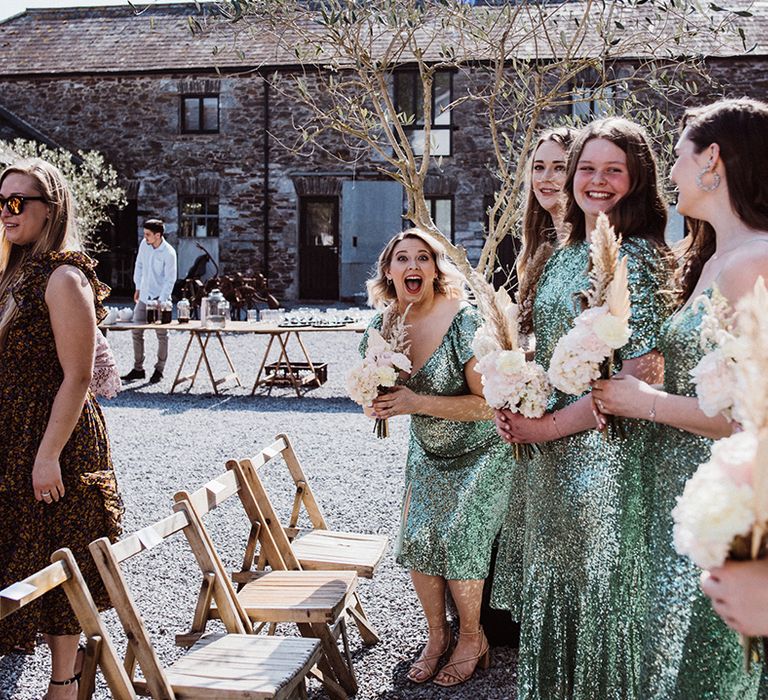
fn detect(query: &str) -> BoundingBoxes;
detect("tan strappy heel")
[407,623,452,684]
[433,627,490,687]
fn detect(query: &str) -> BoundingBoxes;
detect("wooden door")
[299,197,339,300]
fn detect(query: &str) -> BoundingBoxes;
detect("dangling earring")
[386,277,393,287]
[696,166,721,192]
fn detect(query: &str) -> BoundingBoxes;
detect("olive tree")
[191,0,752,309]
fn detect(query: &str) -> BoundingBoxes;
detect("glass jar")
[204,289,226,328]
[177,298,190,324]
[160,300,173,324]
[217,300,230,328]
[145,298,159,324]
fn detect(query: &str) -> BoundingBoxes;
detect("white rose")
[496,349,527,375]
[672,459,755,569]
[375,366,397,388]
[472,326,500,360]
[690,348,734,418]
[592,312,632,350]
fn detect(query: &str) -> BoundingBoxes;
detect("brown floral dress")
[0,250,123,651]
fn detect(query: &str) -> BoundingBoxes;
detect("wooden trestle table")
[101,319,366,396]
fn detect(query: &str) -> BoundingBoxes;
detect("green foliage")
[1,139,127,254]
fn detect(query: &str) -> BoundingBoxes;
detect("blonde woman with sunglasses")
[0,159,122,699]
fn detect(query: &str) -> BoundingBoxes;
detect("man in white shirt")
[121,218,178,384]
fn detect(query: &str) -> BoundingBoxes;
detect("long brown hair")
[517,126,577,334]
[0,159,79,349]
[676,98,768,303]
[562,117,668,246]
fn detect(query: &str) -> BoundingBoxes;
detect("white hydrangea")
[472,325,500,361]
[548,322,610,395]
[672,431,758,569]
[547,305,633,396]
[591,306,632,349]
[346,359,382,407]
[690,348,735,419]
[346,328,412,407]
[475,349,550,416]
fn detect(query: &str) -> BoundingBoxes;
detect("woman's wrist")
[550,411,564,440]
[646,388,666,422]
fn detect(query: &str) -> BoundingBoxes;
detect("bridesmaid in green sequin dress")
[496,118,672,699]
[361,228,513,688]
[491,126,576,618]
[594,99,768,698]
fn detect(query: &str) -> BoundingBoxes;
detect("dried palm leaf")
[585,212,622,309]
[733,278,768,433]
[471,274,519,352]
[518,241,554,335]
[729,279,768,560]
[605,255,630,323]
[380,301,412,355]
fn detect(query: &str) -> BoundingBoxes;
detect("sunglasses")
[0,195,47,216]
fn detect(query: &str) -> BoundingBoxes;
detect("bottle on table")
[160,300,173,324]
[177,298,191,324]
[145,298,159,324]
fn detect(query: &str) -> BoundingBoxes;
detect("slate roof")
[0,1,765,77]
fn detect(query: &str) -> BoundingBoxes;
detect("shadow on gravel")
[0,653,26,699]
[110,391,361,415]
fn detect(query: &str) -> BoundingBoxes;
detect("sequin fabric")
[494,238,670,699]
[639,290,762,699]
[0,251,123,652]
[361,305,514,579]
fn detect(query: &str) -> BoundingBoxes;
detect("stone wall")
[0,57,765,299]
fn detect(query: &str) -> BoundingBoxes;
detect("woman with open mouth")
[360,228,514,688]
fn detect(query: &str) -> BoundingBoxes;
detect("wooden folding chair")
[228,434,388,645]
[0,548,135,700]
[89,504,322,699]
[173,473,359,699]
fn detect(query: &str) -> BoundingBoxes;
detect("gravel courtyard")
[1,321,518,699]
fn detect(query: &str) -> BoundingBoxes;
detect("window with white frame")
[394,71,453,156]
[570,83,615,121]
[179,195,219,237]
[427,196,454,243]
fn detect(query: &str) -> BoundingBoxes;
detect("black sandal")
[45,644,85,694]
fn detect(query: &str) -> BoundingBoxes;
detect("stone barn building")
[0,3,766,300]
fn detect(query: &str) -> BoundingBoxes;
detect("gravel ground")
[1,318,518,699]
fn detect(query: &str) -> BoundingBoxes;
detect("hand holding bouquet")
[347,305,411,438]
[548,213,631,437]
[472,286,551,456]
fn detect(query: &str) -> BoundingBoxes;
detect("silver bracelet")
[649,394,659,422]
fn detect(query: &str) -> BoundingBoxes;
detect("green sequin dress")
[640,292,762,699]
[361,305,514,579]
[500,238,670,700]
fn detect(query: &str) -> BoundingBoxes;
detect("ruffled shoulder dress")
[0,251,123,652]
